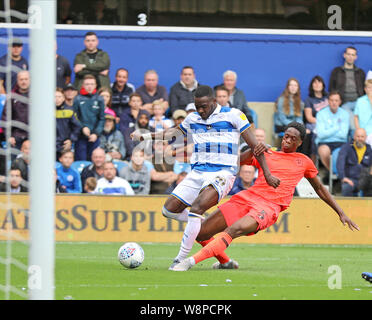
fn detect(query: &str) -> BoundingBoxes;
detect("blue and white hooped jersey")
[178,105,250,174]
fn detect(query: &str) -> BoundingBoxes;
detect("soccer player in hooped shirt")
[131,85,280,270]
[171,122,360,271]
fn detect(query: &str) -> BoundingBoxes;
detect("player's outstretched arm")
[131,126,183,142]
[240,129,280,188]
[307,176,360,231]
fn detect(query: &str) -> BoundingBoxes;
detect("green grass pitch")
[1,241,372,300]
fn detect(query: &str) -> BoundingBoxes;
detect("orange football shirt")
[240,151,318,210]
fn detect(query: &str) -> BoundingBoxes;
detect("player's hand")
[339,212,360,231]
[264,174,280,188]
[253,142,271,157]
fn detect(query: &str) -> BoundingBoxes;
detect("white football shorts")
[171,169,236,206]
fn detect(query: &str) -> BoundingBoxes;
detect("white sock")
[175,214,202,262]
[162,207,189,222]
[176,208,189,222]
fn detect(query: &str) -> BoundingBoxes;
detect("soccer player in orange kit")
[171,122,360,271]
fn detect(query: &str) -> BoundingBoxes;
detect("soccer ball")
[117,242,144,269]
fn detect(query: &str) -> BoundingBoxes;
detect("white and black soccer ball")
[117,242,144,269]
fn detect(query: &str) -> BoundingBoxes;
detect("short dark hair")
[115,68,129,77]
[328,90,342,103]
[85,31,98,38]
[344,46,357,53]
[194,85,214,99]
[182,66,194,73]
[285,122,306,141]
[215,85,229,94]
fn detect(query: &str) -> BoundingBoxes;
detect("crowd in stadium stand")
[0,32,372,197]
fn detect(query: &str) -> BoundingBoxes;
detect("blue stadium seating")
[71,160,92,174]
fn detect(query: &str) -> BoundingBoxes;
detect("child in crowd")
[99,87,119,124]
[149,99,173,132]
[57,150,82,193]
[84,176,97,194]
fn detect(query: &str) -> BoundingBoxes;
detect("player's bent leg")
[162,196,188,222]
[225,214,259,239]
[171,232,233,271]
[197,208,228,242]
[172,186,219,265]
[196,209,236,268]
[171,215,260,271]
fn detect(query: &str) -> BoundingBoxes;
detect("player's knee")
[189,204,205,215]
[225,226,241,239]
[161,206,178,220]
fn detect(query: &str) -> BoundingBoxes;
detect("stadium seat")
[328,147,341,194]
[112,160,128,173]
[55,161,62,169]
[71,160,92,174]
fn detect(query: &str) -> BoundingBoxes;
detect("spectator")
[254,128,266,144]
[303,75,329,162]
[63,83,78,107]
[149,99,174,133]
[316,91,350,171]
[54,169,67,193]
[56,43,72,89]
[172,109,187,127]
[329,46,366,130]
[119,149,151,195]
[354,77,372,136]
[11,139,30,182]
[358,165,372,197]
[169,66,199,115]
[84,177,97,194]
[150,140,177,194]
[123,109,154,160]
[55,88,81,159]
[57,0,81,24]
[9,168,27,193]
[86,0,119,25]
[119,93,142,134]
[80,147,106,191]
[217,70,252,119]
[73,74,105,161]
[94,161,134,195]
[98,87,117,122]
[165,171,188,194]
[336,128,372,197]
[136,69,168,114]
[99,109,126,160]
[73,31,110,91]
[274,77,304,135]
[1,70,30,150]
[111,68,135,118]
[56,150,82,193]
[228,164,256,195]
[0,38,28,94]
[215,85,231,107]
[185,103,196,115]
